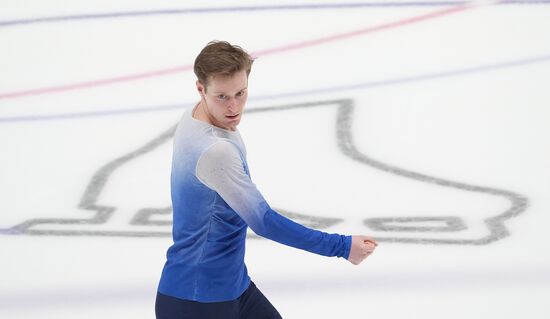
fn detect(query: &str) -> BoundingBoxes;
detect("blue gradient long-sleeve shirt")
[158,107,352,302]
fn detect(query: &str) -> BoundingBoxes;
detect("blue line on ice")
[1,1,549,27]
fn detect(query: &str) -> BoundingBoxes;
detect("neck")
[193,101,211,124]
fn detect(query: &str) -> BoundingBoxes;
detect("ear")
[196,80,205,97]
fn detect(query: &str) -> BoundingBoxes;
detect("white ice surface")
[1,1,550,318]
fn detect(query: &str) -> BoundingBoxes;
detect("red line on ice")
[0,2,480,100]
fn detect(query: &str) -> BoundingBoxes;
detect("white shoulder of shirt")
[195,141,249,191]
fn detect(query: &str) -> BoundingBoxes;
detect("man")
[156,41,378,319]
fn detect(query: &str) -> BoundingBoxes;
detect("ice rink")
[1,1,550,318]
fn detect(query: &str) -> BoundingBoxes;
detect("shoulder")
[202,141,242,162]
[197,141,244,176]
[196,140,248,187]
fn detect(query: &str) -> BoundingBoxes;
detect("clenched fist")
[348,236,378,265]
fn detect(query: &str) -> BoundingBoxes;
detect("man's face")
[198,70,248,131]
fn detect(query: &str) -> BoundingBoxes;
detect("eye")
[217,94,228,100]
[236,90,246,97]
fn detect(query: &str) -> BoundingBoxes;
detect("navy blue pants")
[155,282,282,319]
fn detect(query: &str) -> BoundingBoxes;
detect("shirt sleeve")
[196,141,351,259]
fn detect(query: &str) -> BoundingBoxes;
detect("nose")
[227,99,236,112]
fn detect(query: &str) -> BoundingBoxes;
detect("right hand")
[348,235,378,265]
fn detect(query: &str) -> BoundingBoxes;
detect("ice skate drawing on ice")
[3,98,528,244]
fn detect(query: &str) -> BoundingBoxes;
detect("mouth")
[225,113,240,120]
